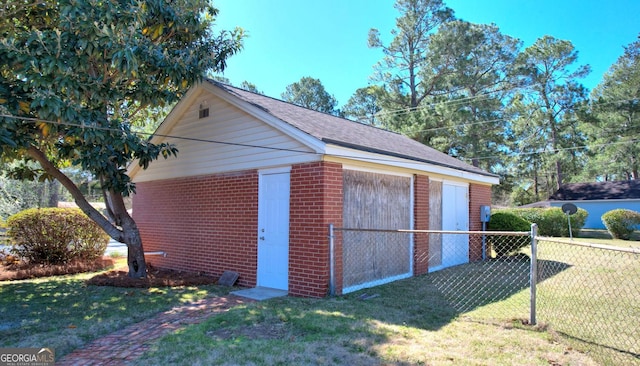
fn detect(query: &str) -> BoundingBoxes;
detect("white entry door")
[441,182,469,268]
[257,170,290,290]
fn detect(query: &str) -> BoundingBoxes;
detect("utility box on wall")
[480,205,491,223]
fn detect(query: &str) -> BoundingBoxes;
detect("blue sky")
[213,0,639,107]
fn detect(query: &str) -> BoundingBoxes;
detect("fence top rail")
[537,236,640,254]
[332,227,530,236]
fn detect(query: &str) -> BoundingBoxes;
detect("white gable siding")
[133,92,318,182]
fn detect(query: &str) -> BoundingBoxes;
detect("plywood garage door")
[342,170,412,292]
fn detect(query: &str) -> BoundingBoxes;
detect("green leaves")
[582,36,640,180]
[0,0,244,196]
[281,77,340,115]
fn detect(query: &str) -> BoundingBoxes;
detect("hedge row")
[493,207,587,237]
[6,207,109,264]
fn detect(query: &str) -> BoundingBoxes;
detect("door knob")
[259,236,265,240]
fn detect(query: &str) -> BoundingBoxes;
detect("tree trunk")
[555,160,563,190]
[47,179,59,207]
[470,102,480,168]
[631,155,639,180]
[36,183,45,207]
[104,189,147,278]
[122,216,146,278]
[533,164,539,202]
[27,146,147,278]
[549,119,563,190]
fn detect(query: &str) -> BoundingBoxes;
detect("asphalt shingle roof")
[211,80,496,178]
[549,180,640,201]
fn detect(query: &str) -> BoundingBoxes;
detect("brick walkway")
[57,295,253,365]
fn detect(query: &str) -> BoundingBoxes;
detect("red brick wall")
[132,166,491,296]
[133,171,259,287]
[134,163,344,298]
[413,174,430,275]
[289,161,343,297]
[469,183,492,261]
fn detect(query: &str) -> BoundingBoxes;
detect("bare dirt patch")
[0,258,114,281]
[207,321,291,341]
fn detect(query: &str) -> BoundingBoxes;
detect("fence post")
[529,223,538,325]
[329,223,335,296]
[482,221,487,260]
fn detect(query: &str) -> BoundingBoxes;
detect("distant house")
[128,80,499,297]
[547,181,640,229]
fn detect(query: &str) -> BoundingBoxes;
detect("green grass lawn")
[0,259,230,357]
[137,275,597,366]
[4,232,639,365]
[535,238,640,365]
[576,229,640,246]
[1,259,596,365]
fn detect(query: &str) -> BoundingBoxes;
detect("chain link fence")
[536,237,640,365]
[334,228,414,294]
[426,231,533,318]
[330,225,640,365]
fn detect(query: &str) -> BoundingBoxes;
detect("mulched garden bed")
[86,265,218,288]
[1,258,218,288]
[0,258,115,281]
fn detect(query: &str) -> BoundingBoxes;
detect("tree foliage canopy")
[360,0,640,206]
[0,0,243,195]
[508,36,590,193]
[368,0,453,109]
[281,76,340,115]
[0,0,244,277]
[342,86,383,125]
[583,36,640,180]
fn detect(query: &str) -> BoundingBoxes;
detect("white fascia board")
[203,83,326,154]
[324,144,500,185]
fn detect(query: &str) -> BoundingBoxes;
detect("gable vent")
[199,106,209,119]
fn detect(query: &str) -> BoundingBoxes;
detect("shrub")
[488,212,532,232]
[487,212,532,257]
[601,209,640,240]
[501,207,587,237]
[6,208,109,264]
[0,219,6,245]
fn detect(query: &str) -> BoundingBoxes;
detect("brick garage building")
[129,80,499,297]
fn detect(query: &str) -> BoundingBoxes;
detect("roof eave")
[323,138,499,179]
[324,142,500,185]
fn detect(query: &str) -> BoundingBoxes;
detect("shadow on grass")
[577,229,640,241]
[135,281,461,366]
[0,277,227,357]
[231,254,574,340]
[556,330,640,364]
[425,254,571,315]
[135,259,582,366]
